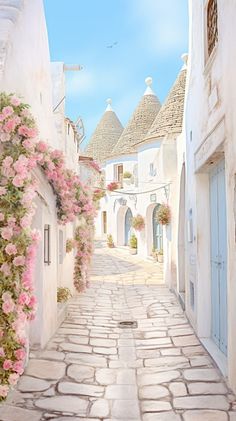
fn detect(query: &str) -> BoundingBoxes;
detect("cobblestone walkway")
[0,242,236,421]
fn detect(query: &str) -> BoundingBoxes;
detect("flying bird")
[106,41,118,49]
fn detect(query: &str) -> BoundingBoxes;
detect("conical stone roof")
[85,99,123,164]
[141,65,187,144]
[111,77,161,157]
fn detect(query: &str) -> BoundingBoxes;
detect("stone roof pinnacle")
[105,98,113,112]
[144,76,155,96]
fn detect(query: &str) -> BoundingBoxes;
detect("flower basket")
[156,204,171,225]
[132,214,145,231]
[107,181,119,192]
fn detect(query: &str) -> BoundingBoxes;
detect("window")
[44,224,51,265]
[207,0,218,57]
[190,280,195,310]
[102,211,107,234]
[149,163,156,177]
[114,164,123,187]
[59,230,64,264]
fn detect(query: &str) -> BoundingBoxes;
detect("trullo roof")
[140,64,187,144]
[111,77,161,157]
[85,99,123,163]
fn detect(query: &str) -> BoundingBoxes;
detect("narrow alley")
[0,243,235,421]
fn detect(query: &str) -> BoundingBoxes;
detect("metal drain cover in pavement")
[118,321,138,328]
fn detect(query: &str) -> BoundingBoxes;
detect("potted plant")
[151,247,159,261]
[129,234,137,254]
[132,214,145,231]
[123,171,132,179]
[123,171,133,185]
[107,181,119,192]
[57,287,72,303]
[156,204,171,225]
[157,249,164,263]
[107,234,115,248]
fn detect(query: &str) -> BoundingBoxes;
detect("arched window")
[207,0,218,57]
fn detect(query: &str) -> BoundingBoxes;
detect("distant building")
[86,68,186,288]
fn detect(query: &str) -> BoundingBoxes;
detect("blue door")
[153,204,163,251]
[210,160,227,355]
[125,208,133,245]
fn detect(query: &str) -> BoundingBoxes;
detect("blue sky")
[44,0,189,149]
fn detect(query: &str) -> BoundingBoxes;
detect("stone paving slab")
[0,241,236,420]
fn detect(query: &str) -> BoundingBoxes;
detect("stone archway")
[146,203,163,256]
[117,206,129,246]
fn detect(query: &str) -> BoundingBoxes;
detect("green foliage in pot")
[107,234,115,247]
[129,234,137,249]
[123,171,132,179]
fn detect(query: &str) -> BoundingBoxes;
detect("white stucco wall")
[0,0,55,142]
[185,0,236,391]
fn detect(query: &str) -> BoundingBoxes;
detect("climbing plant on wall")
[0,93,96,399]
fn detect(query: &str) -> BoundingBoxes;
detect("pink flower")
[20,215,31,229]
[29,295,37,309]
[0,133,11,142]
[0,212,4,221]
[13,155,29,174]
[3,118,17,133]
[0,385,9,398]
[13,256,25,266]
[0,187,6,196]
[2,299,15,314]
[18,292,30,305]
[2,156,13,167]
[2,106,14,117]
[18,125,37,138]
[7,217,16,227]
[22,138,35,150]
[12,360,24,375]
[36,140,48,153]
[12,175,24,187]
[11,96,21,106]
[3,359,13,370]
[0,347,5,357]
[0,263,11,276]
[2,292,12,302]
[8,373,19,386]
[5,243,17,255]
[1,226,13,240]
[2,166,15,178]
[14,348,26,361]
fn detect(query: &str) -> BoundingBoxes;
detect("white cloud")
[130,0,188,56]
[66,71,95,97]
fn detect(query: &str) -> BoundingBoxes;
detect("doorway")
[152,204,163,251]
[125,208,133,246]
[210,159,227,355]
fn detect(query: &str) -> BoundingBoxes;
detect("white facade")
[183,0,236,392]
[0,1,80,348]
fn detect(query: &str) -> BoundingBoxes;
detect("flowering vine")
[0,93,96,399]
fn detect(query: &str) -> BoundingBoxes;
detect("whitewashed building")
[0,0,81,348]
[86,68,186,289]
[184,0,236,393]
